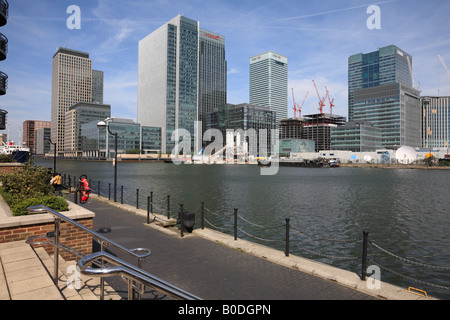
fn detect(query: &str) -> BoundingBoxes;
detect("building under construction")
[301,113,346,152]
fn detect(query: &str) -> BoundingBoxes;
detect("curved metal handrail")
[78,251,202,300]
[26,205,151,260]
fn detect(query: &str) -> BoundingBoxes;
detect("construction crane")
[292,88,300,119]
[299,91,308,119]
[325,86,335,115]
[438,54,450,78]
[312,80,326,114]
[406,56,420,89]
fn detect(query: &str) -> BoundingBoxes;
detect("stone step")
[33,247,123,300]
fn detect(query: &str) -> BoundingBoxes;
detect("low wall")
[0,163,23,175]
[0,199,95,260]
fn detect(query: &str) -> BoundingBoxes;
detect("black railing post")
[285,218,290,257]
[147,196,150,224]
[97,181,100,196]
[361,230,369,281]
[167,195,170,219]
[179,204,184,238]
[108,183,111,200]
[234,208,238,241]
[201,202,205,229]
[150,192,153,217]
[121,186,124,204]
[136,189,139,209]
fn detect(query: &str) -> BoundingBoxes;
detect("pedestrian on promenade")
[50,172,63,196]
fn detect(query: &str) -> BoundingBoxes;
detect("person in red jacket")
[80,175,90,203]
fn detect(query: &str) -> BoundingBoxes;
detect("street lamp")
[97,119,118,202]
[44,137,56,174]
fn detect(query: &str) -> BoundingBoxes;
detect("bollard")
[201,202,205,230]
[121,186,124,204]
[108,183,111,200]
[97,181,100,196]
[167,195,171,219]
[234,208,238,241]
[361,231,369,281]
[285,218,290,257]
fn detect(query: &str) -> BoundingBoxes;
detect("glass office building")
[81,118,161,158]
[352,83,421,149]
[138,15,226,154]
[348,45,413,122]
[422,96,450,149]
[331,121,383,152]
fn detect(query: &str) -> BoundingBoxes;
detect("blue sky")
[2,0,450,143]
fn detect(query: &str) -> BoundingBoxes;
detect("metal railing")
[25,205,200,300]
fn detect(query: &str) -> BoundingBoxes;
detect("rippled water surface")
[35,160,450,299]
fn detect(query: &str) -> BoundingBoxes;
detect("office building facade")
[23,120,51,154]
[348,45,413,122]
[421,96,450,149]
[51,47,93,153]
[352,83,421,149]
[250,52,288,124]
[92,70,104,104]
[331,121,383,152]
[137,15,226,154]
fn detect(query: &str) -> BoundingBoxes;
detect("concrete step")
[33,247,122,300]
[0,241,64,300]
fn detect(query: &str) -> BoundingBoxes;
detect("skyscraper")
[51,47,93,153]
[250,52,288,124]
[421,96,450,149]
[348,45,421,149]
[137,15,226,154]
[348,45,413,122]
[92,70,104,104]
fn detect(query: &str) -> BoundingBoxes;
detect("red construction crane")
[292,88,300,119]
[325,86,335,115]
[312,80,326,114]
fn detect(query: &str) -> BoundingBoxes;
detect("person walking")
[50,172,63,196]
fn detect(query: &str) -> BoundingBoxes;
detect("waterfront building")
[35,127,51,155]
[207,103,277,156]
[421,96,450,149]
[352,83,421,149]
[137,15,226,154]
[63,102,111,157]
[331,121,383,152]
[250,52,288,124]
[279,139,315,157]
[51,47,94,154]
[301,113,346,152]
[22,120,51,154]
[348,45,414,122]
[81,118,161,158]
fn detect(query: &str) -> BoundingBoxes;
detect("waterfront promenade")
[1,192,434,300]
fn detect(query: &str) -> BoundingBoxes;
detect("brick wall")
[0,218,93,260]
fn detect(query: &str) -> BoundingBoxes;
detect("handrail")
[78,251,202,300]
[26,205,151,260]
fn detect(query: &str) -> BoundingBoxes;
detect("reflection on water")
[35,159,450,299]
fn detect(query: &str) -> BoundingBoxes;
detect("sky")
[2,0,450,143]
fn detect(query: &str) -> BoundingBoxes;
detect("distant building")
[250,52,288,124]
[137,15,227,153]
[421,96,450,149]
[279,118,303,140]
[301,113,346,152]
[331,121,383,152]
[64,102,111,157]
[279,139,315,157]
[51,47,93,154]
[92,70,104,104]
[208,103,277,155]
[81,118,161,158]
[352,83,421,149]
[23,120,51,154]
[348,45,414,122]
[35,127,51,155]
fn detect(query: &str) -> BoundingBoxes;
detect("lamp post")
[97,119,118,202]
[45,137,56,174]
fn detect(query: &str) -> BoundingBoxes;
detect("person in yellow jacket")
[50,172,63,196]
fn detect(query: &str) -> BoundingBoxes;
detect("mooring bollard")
[136,189,139,209]
[361,230,369,281]
[167,195,171,219]
[285,218,290,257]
[108,183,111,200]
[97,181,100,196]
[121,186,124,204]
